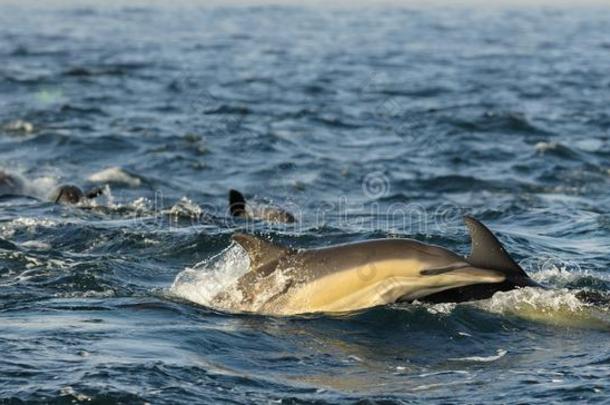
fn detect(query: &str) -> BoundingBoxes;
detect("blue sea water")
[1,1,610,403]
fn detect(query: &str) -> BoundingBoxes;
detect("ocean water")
[1,2,610,403]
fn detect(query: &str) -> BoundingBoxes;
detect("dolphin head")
[53,185,84,204]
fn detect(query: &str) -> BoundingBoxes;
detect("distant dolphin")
[229,189,295,224]
[1,170,103,205]
[51,185,104,205]
[212,216,539,315]
[0,170,26,197]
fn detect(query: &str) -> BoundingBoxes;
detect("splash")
[170,242,296,314]
[403,284,609,330]
[28,176,60,201]
[531,261,609,286]
[128,196,152,211]
[533,265,585,285]
[423,302,456,315]
[0,169,59,200]
[167,197,203,220]
[475,287,610,330]
[169,244,250,310]
[3,119,34,134]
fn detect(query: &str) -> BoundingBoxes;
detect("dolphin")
[1,170,103,205]
[51,185,104,205]
[229,189,295,224]
[0,170,27,197]
[212,216,540,315]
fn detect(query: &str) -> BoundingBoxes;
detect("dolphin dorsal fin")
[232,233,292,272]
[229,189,246,217]
[464,216,526,276]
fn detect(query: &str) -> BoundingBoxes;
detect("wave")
[534,141,583,160]
[87,167,142,187]
[448,349,507,363]
[62,63,147,77]
[449,111,550,136]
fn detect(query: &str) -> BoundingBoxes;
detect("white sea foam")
[533,266,583,285]
[479,287,587,315]
[56,289,115,299]
[411,380,470,392]
[475,287,610,329]
[406,283,609,330]
[19,240,51,250]
[532,262,609,285]
[4,119,34,134]
[416,370,470,378]
[0,217,58,238]
[167,197,203,219]
[169,244,250,309]
[424,302,456,315]
[128,196,152,211]
[87,167,141,187]
[60,386,91,402]
[449,349,507,363]
[534,141,558,153]
[27,175,59,200]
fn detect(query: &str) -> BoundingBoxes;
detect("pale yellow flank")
[270,259,505,315]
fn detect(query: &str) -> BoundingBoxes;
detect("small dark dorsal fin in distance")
[85,187,104,199]
[232,233,293,272]
[464,216,527,277]
[229,189,246,217]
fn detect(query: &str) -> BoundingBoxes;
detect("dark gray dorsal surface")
[464,216,527,277]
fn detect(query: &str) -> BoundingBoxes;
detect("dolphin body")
[229,189,295,224]
[0,170,27,197]
[212,216,539,315]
